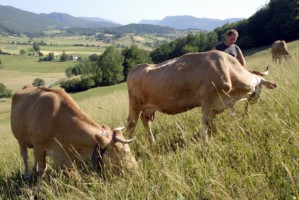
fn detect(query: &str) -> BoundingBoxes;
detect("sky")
[0,0,269,25]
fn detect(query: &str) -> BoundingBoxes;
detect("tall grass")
[0,41,298,199]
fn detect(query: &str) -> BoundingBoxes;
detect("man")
[212,29,246,67]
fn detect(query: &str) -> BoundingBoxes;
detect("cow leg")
[33,146,46,176]
[33,157,38,173]
[243,101,250,117]
[127,106,141,139]
[19,144,30,179]
[200,108,216,140]
[140,111,155,144]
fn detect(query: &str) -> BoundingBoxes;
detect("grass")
[0,34,163,56]
[0,40,298,199]
[0,54,69,92]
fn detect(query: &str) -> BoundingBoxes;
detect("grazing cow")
[271,40,295,63]
[126,50,277,143]
[11,86,137,179]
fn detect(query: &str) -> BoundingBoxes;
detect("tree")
[265,0,299,42]
[89,54,100,62]
[122,45,152,80]
[98,46,124,85]
[48,52,55,61]
[150,42,174,63]
[65,67,73,77]
[79,77,95,90]
[0,83,12,98]
[212,0,299,49]
[60,51,69,62]
[32,41,40,53]
[91,64,103,86]
[32,78,45,87]
[20,49,26,55]
[206,31,219,50]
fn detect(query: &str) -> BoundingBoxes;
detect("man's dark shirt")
[214,42,241,58]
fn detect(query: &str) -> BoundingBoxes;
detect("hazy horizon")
[0,0,269,25]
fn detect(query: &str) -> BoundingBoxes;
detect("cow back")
[127,51,255,114]
[272,40,290,55]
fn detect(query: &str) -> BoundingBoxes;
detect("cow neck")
[91,143,107,171]
[91,129,111,171]
[247,76,261,104]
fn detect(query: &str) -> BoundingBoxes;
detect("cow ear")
[263,81,277,89]
[95,134,110,148]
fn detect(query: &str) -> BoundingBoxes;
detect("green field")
[0,34,164,56]
[0,35,107,56]
[0,40,298,199]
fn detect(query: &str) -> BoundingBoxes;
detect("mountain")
[140,15,244,31]
[0,5,64,33]
[79,17,119,24]
[0,5,243,35]
[41,13,120,28]
[139,19,160,25]
[100,23,175,34]
[0,5,120,34]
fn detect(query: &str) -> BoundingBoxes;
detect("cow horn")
[113,126,125,131]
[259,66,269,76]
[114,136,136,143]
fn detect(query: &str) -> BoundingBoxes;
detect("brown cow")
[271,40,295,63]
[126,50,277,143]
[11,86,137,179]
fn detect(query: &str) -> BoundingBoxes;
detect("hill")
[0,40,298,199]
[41,12,120,28]
[0,5,243,36]
[78,17,119,24]
[0,5,64,34]
[140,15,243,31]
[0,5,120,34]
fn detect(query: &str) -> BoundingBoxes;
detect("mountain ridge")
[0,5,243,34]
[140,15,243,31]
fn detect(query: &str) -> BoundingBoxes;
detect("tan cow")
[271,40,295,63]
[126,50,277,143]
[11,86,137,179]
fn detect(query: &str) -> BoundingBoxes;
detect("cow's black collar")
[91,144,107,171]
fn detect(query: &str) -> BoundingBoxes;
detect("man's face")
[226,34,238,45]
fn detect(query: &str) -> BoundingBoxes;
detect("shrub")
[32,78,45,87]
[0,83,12,98]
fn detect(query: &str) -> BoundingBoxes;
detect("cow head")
[248,70,277,104]
[94,126,137,172]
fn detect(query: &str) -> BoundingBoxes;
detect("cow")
[271,40,295,63]
[11,86,137,179]
[126,50,277,143]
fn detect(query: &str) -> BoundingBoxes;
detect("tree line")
[151,0,299,63]
[61,45,152,92]
[214,0,299,49]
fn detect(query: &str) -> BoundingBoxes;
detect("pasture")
[0,34,164,56]
[0,35,108,57]
[0,40,298,199]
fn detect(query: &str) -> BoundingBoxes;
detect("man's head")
[225,29,239,45]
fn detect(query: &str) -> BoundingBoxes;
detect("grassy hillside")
[0,5,64,33]
[0,34,168,57]
[0,41,298,199]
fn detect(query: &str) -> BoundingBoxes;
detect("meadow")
[0,39,298,199]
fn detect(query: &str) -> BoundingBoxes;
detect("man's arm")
[236,46,246,66]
